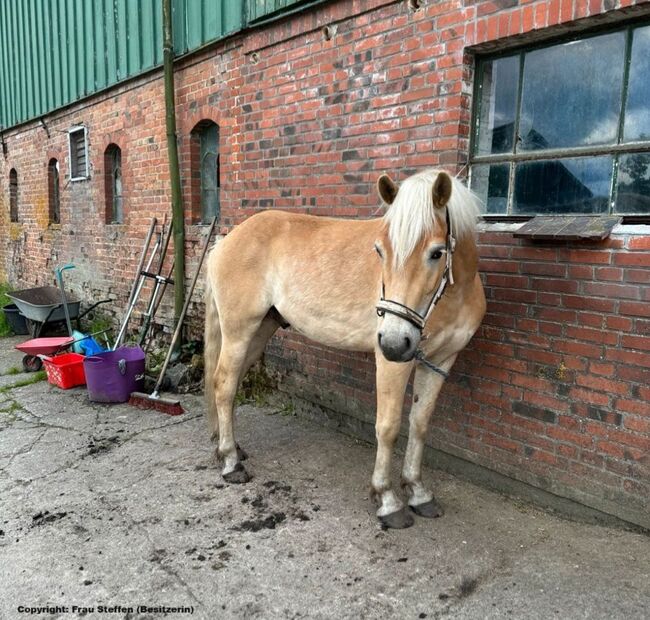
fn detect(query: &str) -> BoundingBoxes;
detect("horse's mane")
[383,169,481,268]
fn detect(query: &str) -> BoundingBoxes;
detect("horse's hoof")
[379,507,414,529]
[410,498,444,518]
[223,463,251,484]
[236,443,248,461]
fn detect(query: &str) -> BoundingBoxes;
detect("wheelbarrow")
[6,286,110,338]
[15,336,76,372]
[15,330,109,372]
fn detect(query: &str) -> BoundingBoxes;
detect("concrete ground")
[0,336,649,620]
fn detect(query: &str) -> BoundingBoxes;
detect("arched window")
[104,144,123,223]
[190,120,220,224]
[9,168,18,223]
[48,159,60,224]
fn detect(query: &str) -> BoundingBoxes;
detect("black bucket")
[3,303,29,335]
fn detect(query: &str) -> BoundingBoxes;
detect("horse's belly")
[276,304,376,352]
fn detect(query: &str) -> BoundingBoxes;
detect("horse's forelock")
[383,169,480,268]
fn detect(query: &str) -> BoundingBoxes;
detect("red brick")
[582,282,640,300]
[615,399,650,416]
[564,326,617,345]
[614,253,650,267]
[575,375,630,397]
[624,415,650,433]
[559,248,612,264]
[627,236,650,250]
[563,295,616,313]
[619,301,650,318]
[621,335,650,351]
[595,267,624,281]
[512,247,559,261]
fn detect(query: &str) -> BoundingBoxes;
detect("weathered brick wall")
[1,0,648,527]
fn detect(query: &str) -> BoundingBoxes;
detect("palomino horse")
[204,169,485,529]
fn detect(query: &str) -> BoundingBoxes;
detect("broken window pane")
[475,55,519,156]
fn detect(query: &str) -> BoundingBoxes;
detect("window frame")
[469,21,650,222]
[47,158,60,225]
[104,144,123,224]
[68,125,89,181]
[9,168,18,223]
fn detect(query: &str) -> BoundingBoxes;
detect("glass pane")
[475,55,519,155]
[200,124,219,222]
[470,163,510,214]
[513,156,612,214]
[616,153,650,214]
[519,32,626,151]
[624,25,650,142]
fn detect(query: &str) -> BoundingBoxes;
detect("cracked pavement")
[0,336,649,619]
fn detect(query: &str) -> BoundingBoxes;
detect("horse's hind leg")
[401,356,457,518]
[372,354,414,529]
[214,317,279,483]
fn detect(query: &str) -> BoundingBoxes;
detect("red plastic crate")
[42,353,86,389]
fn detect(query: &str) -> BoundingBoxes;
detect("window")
[68,126,88,180]
[190,120,220,223]
[470,24,650,217]
[104,144,123,223]
[9,168,17,222]
[48,159,60,224]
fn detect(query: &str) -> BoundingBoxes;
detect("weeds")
[0,371,46,392]
[235,362,275,407]
[0,282,14,337]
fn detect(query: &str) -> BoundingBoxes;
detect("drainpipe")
[163,0,185,350]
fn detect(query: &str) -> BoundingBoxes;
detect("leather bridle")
[375,208,456,379]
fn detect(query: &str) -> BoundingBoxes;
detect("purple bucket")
[83,346,145,403]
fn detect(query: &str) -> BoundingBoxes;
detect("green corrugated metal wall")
[248,0,305,22]
[0,0,313,130]
[0,0,250,130]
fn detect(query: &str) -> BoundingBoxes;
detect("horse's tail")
[204,260,221,440]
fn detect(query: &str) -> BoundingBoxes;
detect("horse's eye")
[429,250,443,261]
[374,244,383,259]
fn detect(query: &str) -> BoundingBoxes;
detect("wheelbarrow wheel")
[22,355,43,373]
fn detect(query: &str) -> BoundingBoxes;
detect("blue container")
[83,346,145,403]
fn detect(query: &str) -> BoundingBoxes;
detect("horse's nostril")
[404,336,411,350]
[378,333,383,344]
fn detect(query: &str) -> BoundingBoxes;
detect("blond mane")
[383,169,481,267]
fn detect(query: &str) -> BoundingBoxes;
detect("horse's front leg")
[372,354,414,529]
[401,355,457,518]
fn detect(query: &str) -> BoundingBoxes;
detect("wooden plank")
[513,216,622,241]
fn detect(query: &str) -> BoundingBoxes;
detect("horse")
[204,168,485,529]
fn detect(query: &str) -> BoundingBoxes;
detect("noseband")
[375,207,456,378]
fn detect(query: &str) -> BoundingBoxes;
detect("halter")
[375,207,456,378]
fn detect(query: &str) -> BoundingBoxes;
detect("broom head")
[128,391,184,416]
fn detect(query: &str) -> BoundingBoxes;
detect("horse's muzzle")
[377,331,418,363]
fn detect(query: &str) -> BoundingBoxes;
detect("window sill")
[478,219,650,238]
[512,215,622,241]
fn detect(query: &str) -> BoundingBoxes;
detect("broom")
[129,216,217,415]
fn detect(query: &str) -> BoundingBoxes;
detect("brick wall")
[0,0,648,528]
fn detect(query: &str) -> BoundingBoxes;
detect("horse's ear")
[377,174,398,205]
[432,171,452,209]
